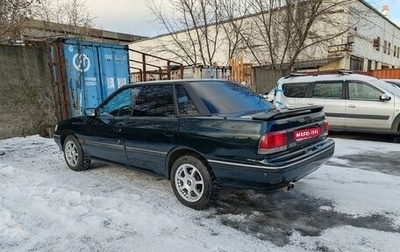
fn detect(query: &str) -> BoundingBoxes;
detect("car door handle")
[348,104,356,108]
[163,131,174,137]
[113,127,122,132]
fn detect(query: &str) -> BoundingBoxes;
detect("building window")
[398,47,400,58]
[388,42,391,55]
[384,40,387,53]
[350,56,364,71]
[395,46,397,57]
[367,60,372,71]
[373,37,380,51]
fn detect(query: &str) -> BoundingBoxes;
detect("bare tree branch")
[236,0,360,70]
[0,0,38,42]
[148,0,242,65]
[0,0,94,43]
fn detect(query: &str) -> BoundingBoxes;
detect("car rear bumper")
[208,138,335,190]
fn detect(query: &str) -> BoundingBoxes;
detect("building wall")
[129,25,231,67]
[350,1,400,70]
[130,0,400,72]
[12,19,146,46]
[0,44,56,139]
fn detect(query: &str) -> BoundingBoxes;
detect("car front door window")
[348,82,383,101]
[99,88,135,117]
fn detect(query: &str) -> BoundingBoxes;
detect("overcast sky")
[84,0,400,37]
[84,0,163,37]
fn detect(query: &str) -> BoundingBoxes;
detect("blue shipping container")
[63,39,129,117]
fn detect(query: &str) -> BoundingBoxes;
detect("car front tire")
[171,155,218,210]
[63,135,91,171]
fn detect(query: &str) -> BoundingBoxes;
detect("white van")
[273,71,400,134]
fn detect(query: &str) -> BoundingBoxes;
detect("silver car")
[382,79,400,89]
[272,71,400,135]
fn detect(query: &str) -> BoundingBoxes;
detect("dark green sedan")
[54,80,335,210]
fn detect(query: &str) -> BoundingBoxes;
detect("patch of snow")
[1,135,399,251]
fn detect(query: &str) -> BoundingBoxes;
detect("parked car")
[273,71,400,135]
[263,88,275,102]
[54,80,335,209]
[382,79,400,89]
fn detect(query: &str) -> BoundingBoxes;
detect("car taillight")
[324,120,330,136]
[258,130,288,154]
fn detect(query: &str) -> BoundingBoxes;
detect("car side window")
[133,85,174,116]
[348,82,383,101]
[312,82,342,99]
[282,83,309,98]
[99,88,133,117]
[175,85,199,115]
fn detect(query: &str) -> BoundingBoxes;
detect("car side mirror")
[84,108,96,117]
[379,94,391,101]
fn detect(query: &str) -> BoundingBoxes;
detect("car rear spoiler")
[251,105,324,121]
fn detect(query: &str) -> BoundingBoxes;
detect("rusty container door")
[25,40,71,121]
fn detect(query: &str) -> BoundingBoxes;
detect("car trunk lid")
[251,106,329,154]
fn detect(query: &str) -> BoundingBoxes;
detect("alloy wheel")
[174,163,204,202]
[65,141,79,167]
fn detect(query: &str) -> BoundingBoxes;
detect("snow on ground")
[300,138,400,218]
[0,135,399,251]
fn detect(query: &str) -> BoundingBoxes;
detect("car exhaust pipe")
[284,182,294,192]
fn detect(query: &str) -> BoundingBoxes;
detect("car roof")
[277,73,400,96]
[127,79,230,86]
[278,73,378,84]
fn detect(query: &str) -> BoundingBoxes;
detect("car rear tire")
[171,155,218,210]
[63,135,91,171]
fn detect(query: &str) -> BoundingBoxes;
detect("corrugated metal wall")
[251,68,289,94]
[370,68,400,79]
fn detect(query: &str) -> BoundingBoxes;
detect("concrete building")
[321,1,400,71]
[130,0,400,71]
[14,19,146,45]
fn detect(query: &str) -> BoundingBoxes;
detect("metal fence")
[251,68,289,94]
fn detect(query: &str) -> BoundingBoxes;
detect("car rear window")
[282,83,309,98]
[188,81,273,114]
